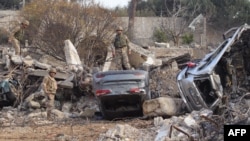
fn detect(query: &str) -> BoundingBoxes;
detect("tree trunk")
[128,0,137,41]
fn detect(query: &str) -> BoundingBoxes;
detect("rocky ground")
[0,112,154,141]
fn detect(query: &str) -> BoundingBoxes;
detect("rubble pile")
[148,48,192,98]
[153,109,224,141]
[98,109,224,141]
[1,36,250,140]
[98,124,156,141]
[0,95,98,127]
[0,40,96,115]
[149,62,180,98]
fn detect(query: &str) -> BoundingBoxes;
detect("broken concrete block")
[28,101,41,109]
[23,55,34,67]
[52,109,65,119]
[61,102,72,113]
[34,60,51,69]
[171,61,179,71]
[102,48,112,72]
[64,39,82,65]
[155,42,170,48]
[28,112,46,118]
[184,115,198,128]
[57,81,73,89]
[153,116,165,127]
[64,40,80,64]
[25,94,35,103]
[6,112,14,120]
[99,123,155,141]
[79,108,96,118]
[143,97,185,117]
[11,55,22,64]
[4,55,10,69]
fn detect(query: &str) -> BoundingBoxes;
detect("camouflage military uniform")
[42,68,57,120]
[8,20,29,55]
[113,29,131,70]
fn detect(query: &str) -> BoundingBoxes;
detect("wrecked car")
[177,24,250,112]
[0,77,20,108]
[92,70,151,120]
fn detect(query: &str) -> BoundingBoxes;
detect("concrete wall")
[118,17,223,47]
[0,10,20,31]
[0,10,223,48]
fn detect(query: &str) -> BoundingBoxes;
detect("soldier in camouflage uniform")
[42,68,58,120]
[8,20,29,55]
[112,26,131,70]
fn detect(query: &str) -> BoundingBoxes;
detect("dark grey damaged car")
[92,70,151,120]
[177,24,250,112]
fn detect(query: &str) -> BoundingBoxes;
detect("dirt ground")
[0,118,153,141]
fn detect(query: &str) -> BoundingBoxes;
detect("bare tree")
[160,0,189,47]
[127,0,138,41]
[21,0,116,66]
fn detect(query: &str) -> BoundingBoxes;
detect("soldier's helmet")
[21,20,29,26]
[116,26,123,31]
[49,68,57,74]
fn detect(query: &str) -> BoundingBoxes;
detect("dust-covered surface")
[0,108,154,141]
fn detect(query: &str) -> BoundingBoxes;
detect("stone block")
[143,97,185,117]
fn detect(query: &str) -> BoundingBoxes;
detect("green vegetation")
[153,28,167,42]
[182,33,194,45]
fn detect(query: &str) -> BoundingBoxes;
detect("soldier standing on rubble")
[8,20,29,55]
[42,68,58,120]
[112,26,131,70]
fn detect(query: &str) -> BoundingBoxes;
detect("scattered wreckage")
[177,24,250,125]
[0,40,89,109]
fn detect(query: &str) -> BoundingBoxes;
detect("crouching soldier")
[42,68,57,120]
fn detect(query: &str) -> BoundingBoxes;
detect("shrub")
[182,33,193,45]
[153,28,167,42]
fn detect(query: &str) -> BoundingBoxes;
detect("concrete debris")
[98,124,155,141]
[64,39,83,72]
[154,42,170,48]
[60,102,72,114]
[154,109,224,141]
[142,97,185,117]
[28,111,46,118]
[28,101,41,109]
[0,31,249,141]
[79,108,96,118]
[52,109,66,119]
[33,60,52,69]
